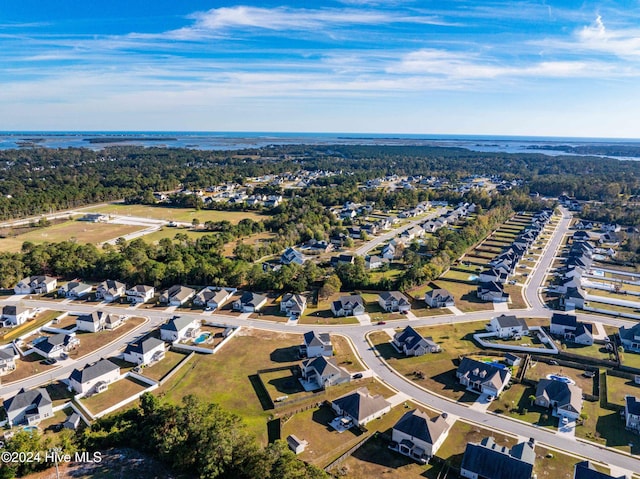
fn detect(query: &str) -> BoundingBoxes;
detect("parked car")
[352,373,363,379]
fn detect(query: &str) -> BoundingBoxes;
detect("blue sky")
[2,1,640,137]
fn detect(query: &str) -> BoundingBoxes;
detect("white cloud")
[576,15,640,57]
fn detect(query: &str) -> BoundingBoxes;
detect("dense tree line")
[0,144,639,221]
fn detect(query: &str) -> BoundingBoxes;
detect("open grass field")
[0,220,144,252]
[81,376,150,416]
[84,203,268,224]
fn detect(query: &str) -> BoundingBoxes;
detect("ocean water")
[1,131,639,159]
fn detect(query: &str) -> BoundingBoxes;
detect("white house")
[3,388,53,427]
[160,316,200,342]
[68,358,121,396]
[378,291,411,313]
[76,311,123,333]
[232,291,268,313]
[126,285,155,304]
[159,285,196,306]
[14,276,57,295]
[424,289,455,308]
[193,288,232,310]
[301,331,332,358]
[280,293,307,317]
[625,396,640,433]
[31,333,80,359]
[58,281,92,299]
[331,295,365,317]
[393,326,440,356]
[486,315,530,339]
[95,280,126,302]
[0,344,18,375]
[391,410,451,463]
[123,335,166,366]
[301,356,350,389]
[1,305,34,326]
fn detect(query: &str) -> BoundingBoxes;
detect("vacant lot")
[81,376,150,416]
[84,203,267,224]
[0,220,143,252]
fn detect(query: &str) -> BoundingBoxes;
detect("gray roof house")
[535,379,583,420]
[3,387,53,427]
[301,356,350,389]
[159,285,196,306]
[232,291,268,313]
[391,409,451,463]
[378,291,411,313]
[95,280,126,302]
[424,288,455,308]
[14,275,57,295]
[280,293,307,316]
[393,326,440,356]
[301,331,332,358]
[281,247,305,265]
[487,314,529,339]
[193,288,232,310]
[32,333,79,359]
[58,281,92,299]
[1,304,33,326]
[619,323,640,353]
[123,335,166,365]
[125,284,155,304]
[574,461,627,479]
[0,345,18,375]
[477,281,509,303]
[331,387,391,427]
[331,295,365,317]
[456,357,511,398]
[460,437,536,479]
[625,395,640,433]
[160,316,200,342]
[69,358,121,395]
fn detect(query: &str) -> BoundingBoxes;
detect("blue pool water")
[548,374,574,384]
[468,275,479,281]
[194,332,211,345]
[23,426,38,433]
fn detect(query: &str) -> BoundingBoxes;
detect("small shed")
[505,353,522,366]
[63,412,81,430]
[286,434,308,455]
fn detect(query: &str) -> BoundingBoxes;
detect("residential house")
[159,285,196,306]
[76,311,122,333]
[330,254,355,267]
[32,333,79,359]
[69,358,120,396]
[160,316,200,342]
[550,313,578,335]
[95,280,126,302]
[1,305,34,326]
[599,232,621,247]
[331,295,365,317]
[625,396,640,433]
[574,461,627,479]
[381,244,396,260]
[456,357,512,398]
[393,326,440,356]
[300,331,332,358]
[193,287,232,310]
[305,239,332,254]
[281,247,305,265]
[126,285,155,304]
[487,314,529,339]
[391,410,451,463]
[232,291,268,313]
[460,437,536,479]
[3,388,53,427]
[378,291,411,313]
[424,289,455,308]
[560,287,587,310]
[479,268,508,284]
[280,293,307,316]
[301,356,350,389]
[14,275,57,295]
[568,323,594,345]
[365,255,385,270]
[0,344,18,375]
[331,387,391,427]
[123,335,166,366]
[535,379,583,420]
[58,281,92,299]
[619,323,640,353]
[477,281,510,303]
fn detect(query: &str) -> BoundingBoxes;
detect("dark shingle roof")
[393,409,449,446]
[3,387,52,413]
[460,437,534,479]
[69,358,119,384]
[574,461,626,479]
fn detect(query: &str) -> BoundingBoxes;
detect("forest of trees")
[0,144,639,221]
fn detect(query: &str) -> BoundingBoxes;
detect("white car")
[561,417,569,426]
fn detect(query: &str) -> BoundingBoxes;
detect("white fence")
[474,327,559,355]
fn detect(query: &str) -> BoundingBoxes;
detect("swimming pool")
[194,332,211,345]
[468,275,479,281]
[547,374,575,385]
[23,426,38,433]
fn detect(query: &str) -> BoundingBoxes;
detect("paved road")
[3,207,640,472]
[355,207,446,256]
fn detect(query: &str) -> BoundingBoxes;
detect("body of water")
[1,131,640,159]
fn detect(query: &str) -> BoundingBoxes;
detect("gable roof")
[457,357,510,390]
[333,295,364,310]
[1,304,30,316]
[303,331,331,348]
[3,387,52,413]
[33,333,74,354]
[461,437,535,479]
[626,396,640,416]
[393,409,449,446]
[124,335,165,355]
[574,461,626,479]
[494,314,528,330]
[70,358,119,384]
[378,291,410,305]
[551,313,578,328]
[238,291,267,306]
[536,379,583,413]
[425,288,453,301]
[332,387,391,422]
[161,316,195,333]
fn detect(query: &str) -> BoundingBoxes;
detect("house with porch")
[331,295,365,317]
[378,291,411,313]
[123,335,166,365]
[14,276,57,295]
[69,358,121,396]
[331,387,391,428]
[424,288,455,308]
[125,285,155,304]
[619,323,640,353]
[393,326,440,356]
[486,315,530,339]
[3,388,53,427]
[456,357,511,398]
[160,316,200,342]
[32,333,80,359]
[58,281,92,299]
[624,396,640,433]
[535,379,583,420]
[1,305,34,326]
[95,280,126,302]
[301,356,350,389]
[159,285,196,307]
[300,331,332,358]
[390,409,451,463]
[193,287,232,310]
[232,291,268,313]
[280,293,307,316]
[0,344,18,375]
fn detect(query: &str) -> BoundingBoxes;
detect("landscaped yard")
[0,220,144,252]
[81,376,150,415]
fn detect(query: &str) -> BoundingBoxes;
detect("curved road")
[2,207,640,472]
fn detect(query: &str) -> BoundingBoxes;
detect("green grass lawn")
[139,350,190,381]
[431,279,493,312]
[81,377,150,416]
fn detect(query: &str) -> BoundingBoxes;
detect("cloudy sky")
[2,0,640,137]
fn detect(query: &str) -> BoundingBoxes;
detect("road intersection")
[1,207,640,474]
